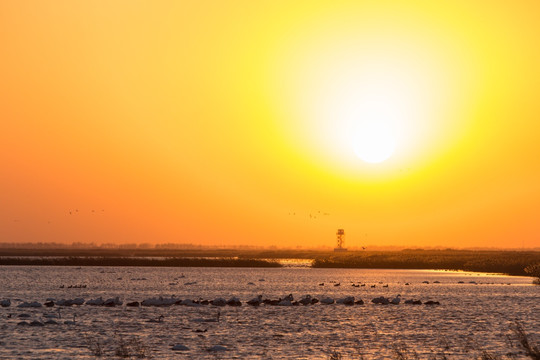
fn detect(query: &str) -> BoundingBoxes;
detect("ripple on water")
[0,266,537,359]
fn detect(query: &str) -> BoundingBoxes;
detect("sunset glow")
[1,1,539,249]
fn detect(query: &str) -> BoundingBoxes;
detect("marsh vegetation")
[0,256,281,267]
[312,250,540,276]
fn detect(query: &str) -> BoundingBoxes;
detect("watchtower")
[334,229,347,252]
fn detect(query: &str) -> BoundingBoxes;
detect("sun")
[269,17,472,173]
[351,121,396,163]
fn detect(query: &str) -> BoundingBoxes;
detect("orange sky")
[1,1,539,249]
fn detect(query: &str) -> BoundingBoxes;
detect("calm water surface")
[0,266,538,359]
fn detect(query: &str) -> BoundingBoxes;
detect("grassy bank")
[312,250,540,276]
[0,257,281,267]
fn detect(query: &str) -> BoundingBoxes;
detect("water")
[0,266,538,359]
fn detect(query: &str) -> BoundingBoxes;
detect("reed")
[312,250,540,276]
[0,256,281,267]
[524,263,540,285]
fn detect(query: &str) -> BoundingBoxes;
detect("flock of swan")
[2,293,440,313]
[1,279,446,331]
[1,292,441,330]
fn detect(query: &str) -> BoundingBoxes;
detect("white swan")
[104,297,122,306]
[86,297,104,306]
[207,345,227,352]
[336,296,355,305]
[320,297,334,305]
[17,301,42,308]
[390,295,401,305]
[226,297,241,306]
[192,311,220,323]
[43,308,61,319]
[299,295,312,305]
[72,298,85,306]
[180,299,199,307]
[172,344,189,351]
[371,296,390,305]
[247,295,263,306]
[277,299,292,306]
[142,296,176,307]
[147,315,164,323]
[210,298,226,307]
[64,314,77,325]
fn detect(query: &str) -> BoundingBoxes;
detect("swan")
[17,301,42,308]
[404,299,422,305]
[263,298,279,306]
[247,295,263,306]
[390,295,401,305]
[180,299,200,307]
[172,344,189,351]
[104,297,122,307]
[64,314,77,325]
[142,297,160,307]
[277,299,292,306]
[282,294,294,301]
[207,345,227,352]
[56,299,73,306]
[147,315,164,323]
[371,296,390,305]
[299,295,312,306]
[162,296,177,306]
[226,297,241,306]
[143,296,177,307]
[43,308,61,319]
[193,311,220,323]
[72,298,84,306]
[336,296,355,305]
[320,297,334,305]
[210,298,226,307]
[86,297,104,306]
